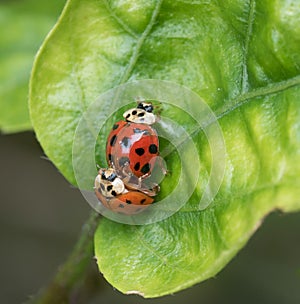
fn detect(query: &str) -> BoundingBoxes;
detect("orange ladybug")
[94,168,154,215]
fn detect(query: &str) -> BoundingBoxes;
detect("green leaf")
[29,0,300,298]
[0,0,65,133]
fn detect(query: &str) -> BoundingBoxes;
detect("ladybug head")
[99,168,117,182]
[96,168,125,198]
[123,102,156,125]
[137,102,153,113]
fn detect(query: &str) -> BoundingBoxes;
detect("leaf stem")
[26,211,101,304]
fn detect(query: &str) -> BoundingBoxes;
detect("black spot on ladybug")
[107,185,113,191]
[100,183,105,191]
[149,144,158,154]
[118,204,125,208]
[111,190,117,196]
[121,136,130,148]
[110,134,117,146]
[112,123,119,130]
[141,163,150,174]
[133,128,142,133]
[126,113,130,119]
[119,156,130,167]
[132,110,137,115]
[140,198,146,204]
[135,147,145,156]
[125,199,132,204]
[138,112,145,117]
[134,162,140,171]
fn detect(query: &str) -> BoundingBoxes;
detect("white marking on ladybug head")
[96,168,125,198]
[123,108,156,125]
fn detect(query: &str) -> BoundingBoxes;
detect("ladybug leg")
[121,171,160,196]
[121,161,133,178]
[137,176,143,188]
[153,102,163,115]
[141,184,160,197]
[156,155,168,176]
[139,171,151,180]
[137,175,160,196]
[129,180,160,197]
[140,180,160,196]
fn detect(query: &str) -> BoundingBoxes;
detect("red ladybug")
[106,121,159,179]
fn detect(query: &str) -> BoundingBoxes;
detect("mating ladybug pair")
[94,101,165,215]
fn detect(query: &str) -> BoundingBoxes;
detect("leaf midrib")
[118,0,163,84]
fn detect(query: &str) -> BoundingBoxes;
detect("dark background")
[0,132,299,304]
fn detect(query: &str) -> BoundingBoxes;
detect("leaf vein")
[211,209,230,249]
[240,0,256,93]
[133,226,199,276]
[181,182,300,213]
[238,108,262,181]
[104,0,139,39]
[162,76,300,161]
[133,226,169,265]
[215,75,300,122]
[118,0,163,84]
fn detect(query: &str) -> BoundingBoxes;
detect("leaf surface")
[29,0,300,297]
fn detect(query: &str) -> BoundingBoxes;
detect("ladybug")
[94,168,154,215]
[105,101,164,195]
[108,122,159,179]
[123,102,156,125]
[106,101,157,167]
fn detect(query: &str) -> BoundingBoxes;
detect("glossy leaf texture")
[0,0,65,133]
[29,0,300,298]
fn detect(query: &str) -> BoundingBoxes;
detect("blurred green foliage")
[0,0,65,133]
